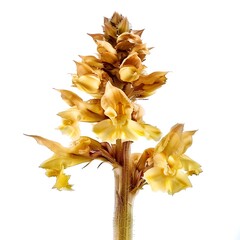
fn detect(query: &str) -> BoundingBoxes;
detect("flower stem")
[113,140,135,240]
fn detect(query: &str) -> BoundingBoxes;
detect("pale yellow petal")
[97,40,117,55]
[57,108,80,140]
[141,124,161,141]
[144,166,166,192]
[45,169,60,177]
[144,167,192,194]
[69,137,92,156]
[93,119,121,141]
[119,53,143,82]
[180,155,202,175]
[125,120,145,139]
[104,106,117,119]
[53,168,72,191]
[58,123,80,140]
[156,124,183,156]
[56,91,105,122]
[119,66,139,82]
[101,82,132,119]
[93,119,144,141]
[182,130,197,153]
[168,170,192,194]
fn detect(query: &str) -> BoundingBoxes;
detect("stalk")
[113,140,135,240]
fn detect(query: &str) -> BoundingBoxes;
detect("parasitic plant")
[27,12,202,240]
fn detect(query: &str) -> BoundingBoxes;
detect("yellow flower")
[93,82,145,141]
[26,135,93,190]
[96,40,118,64]
[57,108,81,140]
[93,83,162,141]
[72,62,101,96]
[132,103,161,141]
[119,53,144,82]
[133,71,167,98]
[144,124,202,194]
[53,167,72,190]
[56,89,105,122]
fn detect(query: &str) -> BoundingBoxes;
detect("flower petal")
[119,53,143,82]
[180,155,202,175]
[57,108,81,140]
[119,66,140,82]
[53,167,72,191]
[101,82,133,119]
[93,119,144,141]
[144,167,192,194]
[182,130,197,153]
[155,124,184,157]
[141,124,161,141]
[93,119,117,141]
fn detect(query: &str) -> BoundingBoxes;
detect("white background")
[1,0,240,239]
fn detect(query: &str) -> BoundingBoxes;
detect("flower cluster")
[131,124,202,194]
[58,12,167,143]
[29,12,201,194]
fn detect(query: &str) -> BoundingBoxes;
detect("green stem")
[113,140,135,240]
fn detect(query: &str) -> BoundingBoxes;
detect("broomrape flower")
[93,82,144,141]
[96,40,118,64]
[133,71,167,98]
[27,134,113,190]
[26,135,94,190]
[57,108,81,140]
[56,89,105,122]
[55,89,106,139]
[28,12,202,240]
[72,62,101,96]
[119,52,144,82]
[144,124,202,194]
[93,82,161,141]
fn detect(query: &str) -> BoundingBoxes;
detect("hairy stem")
[113,140,135,240]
